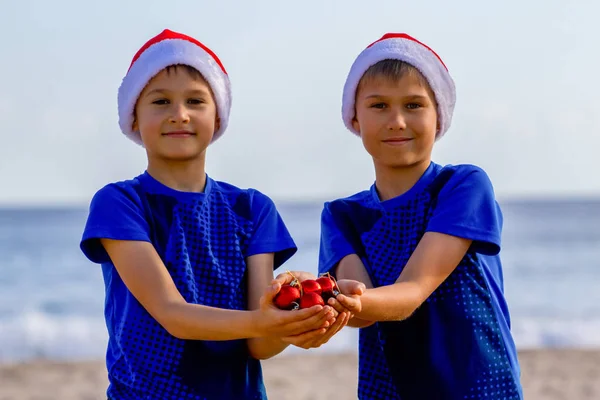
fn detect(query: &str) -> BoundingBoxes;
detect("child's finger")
[327,297,349,314]
[261,282,282,306]
[313,312,349,347]
[272,274,293,287]
[337,279,366,296]
[277,304,323,324]
[325,302,341,319]
[336,294,360,312]
[336,294,353,308]
[284,308,336,336]
[306,314,345,348]
[281,328,327,348]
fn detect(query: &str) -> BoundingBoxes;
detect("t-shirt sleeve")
[426,166,503,255]
[80,184,151,264]
[318,202,356,277]
[245,191,297,269]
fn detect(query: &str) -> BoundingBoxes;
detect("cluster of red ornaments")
[274,272,340,310]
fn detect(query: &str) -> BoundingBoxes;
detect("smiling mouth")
[382,138,412,145]
[162,131,196,137]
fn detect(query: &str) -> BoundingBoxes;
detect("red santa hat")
[117,29,231,145]
[342,33,456,139]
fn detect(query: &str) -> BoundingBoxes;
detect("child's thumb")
[356,283,366,295]
[264,282,281,302]
[349,282,366,295]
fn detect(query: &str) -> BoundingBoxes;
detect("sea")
[0,199,599,362]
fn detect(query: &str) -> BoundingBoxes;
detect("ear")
[215,116,221,132]
[352,117,360,133]
[132,118,138,132]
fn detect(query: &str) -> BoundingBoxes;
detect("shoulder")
[440,163,494,188]
[89,176,145,210]
[211,179,278,219]
[212,179,276,205]
[323,189,372,216]
[321,190,384,236]
[435,164,496,197]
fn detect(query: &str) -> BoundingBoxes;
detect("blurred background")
[1,0,599,398]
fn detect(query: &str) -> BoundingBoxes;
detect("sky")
[1,0,599,206]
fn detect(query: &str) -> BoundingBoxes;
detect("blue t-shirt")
[318,162,522,400]
[80,171,296,400]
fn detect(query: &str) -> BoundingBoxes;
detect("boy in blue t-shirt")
[318,33,523,399]
[80,29,343,400]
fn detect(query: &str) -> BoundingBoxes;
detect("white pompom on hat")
[117,29,231,145]
[342,33,456,139]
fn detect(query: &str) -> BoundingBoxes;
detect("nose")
[168,102,190,124]
[387,110,407,131]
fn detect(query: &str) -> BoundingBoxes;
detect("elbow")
[393,309,417,322]
[392,293,424,321]
[348,317,375,328]
[247,340,277,360]
[249,351,273,360]
[164,322,189,340]
[159,317,188,340]
[376,287,424,322]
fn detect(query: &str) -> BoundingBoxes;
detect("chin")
[159,150,204,162]
[377,154,425,169]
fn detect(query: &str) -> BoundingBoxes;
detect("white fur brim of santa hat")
[342,33,456,139]
[117,29,231,146]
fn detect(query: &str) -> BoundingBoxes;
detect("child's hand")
[281,309,351,349]
[265,273,363,349]
[279,278,365,349]
[327,279,366,316]
[254,282,335,338]
[274,273,365,317]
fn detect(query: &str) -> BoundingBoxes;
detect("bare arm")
[338,232,472,322]
[101,239,326,340]
[245,254,288,359]
[335,254,376,328]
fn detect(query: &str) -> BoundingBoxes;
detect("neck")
[146,153,208,193]
[374,158,431,201]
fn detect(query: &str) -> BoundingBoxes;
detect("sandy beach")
[0,349,598,399]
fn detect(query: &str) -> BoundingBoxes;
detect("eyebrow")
[364,94,429,100]
[145,88,211,97]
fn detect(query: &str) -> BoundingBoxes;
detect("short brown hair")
[163,64,205,81]
[357,59,431,96]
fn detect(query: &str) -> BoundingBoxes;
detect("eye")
[187,98,205,105]
[369,102,387,109]
[406,102,422,110]
[152,99,169,105]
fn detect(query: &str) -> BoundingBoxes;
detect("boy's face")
[133,67,219,162]
[352,72,438,170]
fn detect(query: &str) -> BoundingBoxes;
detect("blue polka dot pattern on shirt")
[81,173,296,399]
[319,162,523,400]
